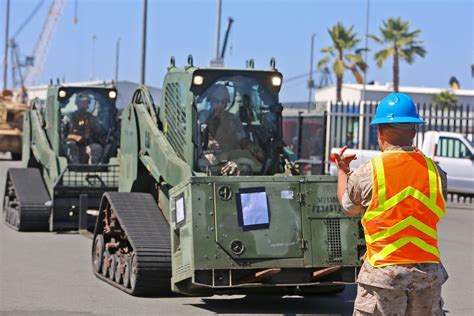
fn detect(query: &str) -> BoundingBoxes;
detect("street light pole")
[90,34,97,81]
[215,0,222,61]
[140,0,148,85]
[361,0,370,102]
[307,33,316,112]
[3,0,10,91]
[115,37,120,82]
[359,0,370,150]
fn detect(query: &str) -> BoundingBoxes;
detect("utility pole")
[359,0,370,150]
[215,0,222,61]
[115,37,120,82]
[307,33,316,112]
[3,0,10,91]
[140,0,148,84]
[361,0,370,102]
[90,34,97,80]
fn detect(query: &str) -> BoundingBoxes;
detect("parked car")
[330,131,474,195]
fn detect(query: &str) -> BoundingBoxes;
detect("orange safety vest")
[362,150,446,267]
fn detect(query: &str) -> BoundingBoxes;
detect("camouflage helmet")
[75,93,91,107]
[78,93,90,101]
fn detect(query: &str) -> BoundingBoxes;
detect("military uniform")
[342,146,448,315]
[66,111,105,164]
[197,109,252,175]
[199,109,247,151]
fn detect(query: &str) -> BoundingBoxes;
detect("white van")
[330,131,474,195]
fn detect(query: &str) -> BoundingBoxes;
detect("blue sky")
[2,0,473,101]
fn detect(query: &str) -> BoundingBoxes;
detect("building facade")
[315,83,474,106]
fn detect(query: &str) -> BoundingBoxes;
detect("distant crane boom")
[220,17,234,59]
[13,0,46,39]
[23,0,65,86]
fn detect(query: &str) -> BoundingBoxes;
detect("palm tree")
[318,22,367,102]
[433,91,458,111]
[370,17,426,92]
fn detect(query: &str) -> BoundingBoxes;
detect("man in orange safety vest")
[334,93,448,315]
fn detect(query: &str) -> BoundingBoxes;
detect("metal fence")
[282,113,326,174]
[327,102,473,151]
[282,101,474,174]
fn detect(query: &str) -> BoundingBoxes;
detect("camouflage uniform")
[198,109,264,175]
[66,112,105,164]
[342,146,448,315]
[198,109,247,151]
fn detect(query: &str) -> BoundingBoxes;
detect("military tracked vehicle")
[3,84,120,232]
[91,56,365,297]
[0,90,28,160]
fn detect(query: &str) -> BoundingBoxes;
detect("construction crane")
[10,0,65,89]
[220,17,234,60]
[23,0,64,87]
[210,16,234,67]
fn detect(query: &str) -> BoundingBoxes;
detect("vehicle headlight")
[272,76,282,87]
[108,90,117,99]
[58,90,67,98]
[193,75,204,85]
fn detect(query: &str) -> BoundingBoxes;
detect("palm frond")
[372,17,426,70]
[368,34,383,44]
[355,48,369,54]
[410,45,426,57]
[350,67,364,84]
[317,56,332,70]
[374,48,392,68]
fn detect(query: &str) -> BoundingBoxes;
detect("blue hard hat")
[370,93,425,125]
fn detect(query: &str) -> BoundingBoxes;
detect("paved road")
[0,160,472,315]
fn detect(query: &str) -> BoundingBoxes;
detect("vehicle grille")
[164,82,186,160]
[327,218,342,264]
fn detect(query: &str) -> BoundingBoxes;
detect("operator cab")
[57,87,119,164]
[193,73,283,175]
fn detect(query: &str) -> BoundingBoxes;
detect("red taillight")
[330,153,336,163]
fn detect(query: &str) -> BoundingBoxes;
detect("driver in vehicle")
[198,84,264,175]
[65,94,106,164]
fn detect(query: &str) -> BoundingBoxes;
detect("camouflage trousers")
[353,283,445,316]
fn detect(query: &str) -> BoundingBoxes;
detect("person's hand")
[220,160,240,176]
[207,139,221,151]
[333,146,357,174]
[68,134,82,143]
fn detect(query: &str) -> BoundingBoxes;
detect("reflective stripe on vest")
[362,151,446,267]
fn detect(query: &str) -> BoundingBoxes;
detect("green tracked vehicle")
[3,84,120,232]
[91,56,365,296]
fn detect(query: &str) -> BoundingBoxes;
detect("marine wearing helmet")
[197,84,264,175]
[65,93,106,164]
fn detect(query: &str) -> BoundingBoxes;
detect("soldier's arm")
[65,116,82,142]
[338,171,364,217]
[339,162,372,216]
[334,146,363,216]
[91,117,107,142]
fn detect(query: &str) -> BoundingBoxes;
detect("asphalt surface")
[0,159,472,316]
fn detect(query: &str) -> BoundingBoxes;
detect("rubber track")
[3,168,50,231]
[92,192,172,296]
